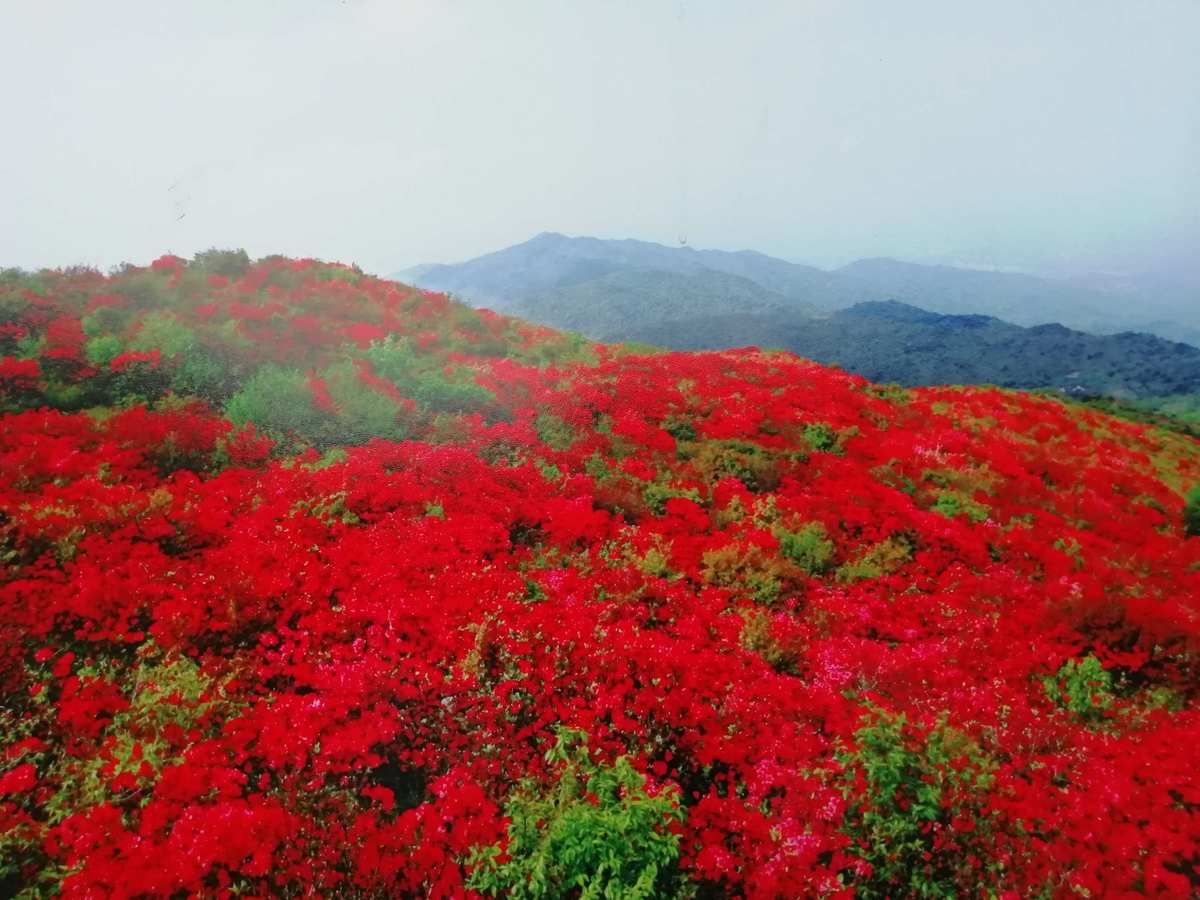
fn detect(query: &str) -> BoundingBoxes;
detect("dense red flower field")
[2,253,1198,897]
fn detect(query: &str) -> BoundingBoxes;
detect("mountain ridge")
[397,234,1200,399]
[396,232,1200,343]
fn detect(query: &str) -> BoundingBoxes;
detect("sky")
[3,0,1198,278]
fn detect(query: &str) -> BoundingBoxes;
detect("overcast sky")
[3,0,1198,277]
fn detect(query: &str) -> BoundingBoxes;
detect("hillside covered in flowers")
[2,251,1199,898]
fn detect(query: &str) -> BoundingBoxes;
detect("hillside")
[2,252,1200,897]
[398,232,1200,345]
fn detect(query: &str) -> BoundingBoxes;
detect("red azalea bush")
[0,255,1198,897]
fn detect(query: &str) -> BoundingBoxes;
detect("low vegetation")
[1,253,1198,896]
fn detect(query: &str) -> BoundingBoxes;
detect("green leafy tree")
[468,728,686,899]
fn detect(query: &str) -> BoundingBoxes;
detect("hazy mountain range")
[396,233,1200,398]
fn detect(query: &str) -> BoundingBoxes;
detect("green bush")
[225,365,327,443]
[363,337,493,414]
[836,706,1001,899]
[192,248,251,278]
[1043,654,1113,723]
[803,422,840,453]
[322,362,410,444]
[84,335,123,367]
[931,490,990,525]
[129,311,195,358]
[468,728,685,899]
[170,347,243,403]
[775,521,835,575]
[1185,485,1200,537]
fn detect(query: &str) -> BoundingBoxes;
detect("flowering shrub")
[0,254,1198,896]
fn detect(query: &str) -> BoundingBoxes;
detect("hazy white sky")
[3,0,1198,275]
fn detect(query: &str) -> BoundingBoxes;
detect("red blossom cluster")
[1,255,1198,897]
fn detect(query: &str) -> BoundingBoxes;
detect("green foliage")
[661,417,696,443]
[835,535,913,583]
[1043,654,1114,723]
[931,490,990,524]
[803,422,840,453]
[774,521,835,575]
[129,311,195,358]
[322,362,410,444]
[1185,485,1200,537]
[468,727,685,899]
[836,706,1001,899]
[84,334,123,367]
[689,440,781,492]
[701,544,784,606]
[363,337,493,414]
[643,482,703,515]
[192,248,251,277]
[225,365,327,443]
[293,491,361,527]
[115,270,174,308]
[534,413,578,451]
[170,347,242,402]
[301,448,349,471]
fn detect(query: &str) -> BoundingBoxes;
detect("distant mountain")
[835,258,1129,333]
[397,232,851,317]
[396,232,1200,344]
[1056,268,1200,346]
[634,300,1200,398]
[501,267,815,342]
[396,233,1200,397]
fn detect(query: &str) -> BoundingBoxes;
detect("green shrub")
[739,607,799,673]
[323,362,410,444]
[410,367,493,413]
[192,248,251,278]
[534,414,578,451]
[84,335,123,367]
[701,543,785,606]
[129,311,195,358]
[225,365,327,443]
[836,706,1001,899]
[468,728,685,899]
[1185,485,1200,537]
[1043,654,1113,723]
[170,347,242,402]
[775,521,835,575]
[690,440,781,492]
[931,490,990,525]
[363,337,493,414]
[835,535,913,583]
[803,422,840,453]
